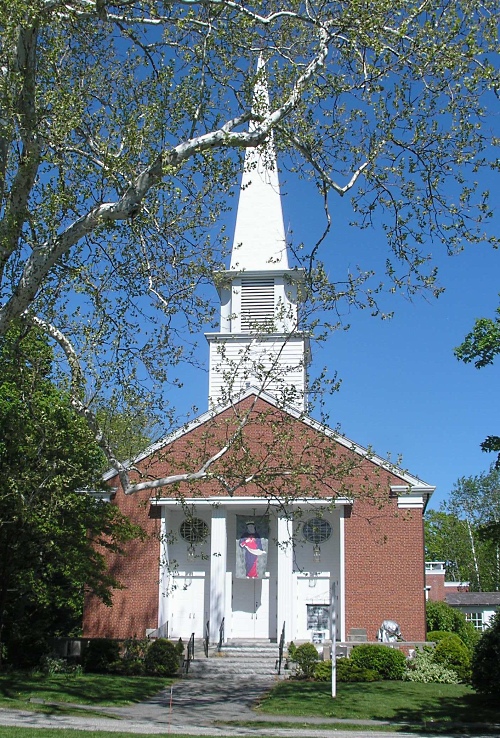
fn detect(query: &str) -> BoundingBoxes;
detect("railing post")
[277,621,285,675]
[184,633,195,674]
[203,620,209,658]
[217,617,225,653]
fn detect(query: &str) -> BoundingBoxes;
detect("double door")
[169,574,206,638]
[231,576,270,638]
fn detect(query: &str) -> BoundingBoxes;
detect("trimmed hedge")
[433,636,471,683]
[314,658,380,682]
[144,638,182,677]
[294,642,319,678]
[335,658,380,682]
[427,630,464,644]
[350,644,406,680]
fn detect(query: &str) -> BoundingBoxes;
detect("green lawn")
[0,671,170,711]
[257,680,500,729]
[1,672,500,736]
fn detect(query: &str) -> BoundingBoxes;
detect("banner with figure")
[236,516,268,578]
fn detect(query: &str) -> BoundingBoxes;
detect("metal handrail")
[276,621,285,675]
[217,617,225,653]
[184,632,195,674]
[203,620,209,658]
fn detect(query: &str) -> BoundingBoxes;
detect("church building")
[83,67,434,647]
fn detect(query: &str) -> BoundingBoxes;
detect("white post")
[158,507,170,635]
[277,514,294,643]
[210,507,227,643]
[330,581,336,698]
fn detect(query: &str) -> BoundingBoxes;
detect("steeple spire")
[230,57,288,271]
[205,58,309,410]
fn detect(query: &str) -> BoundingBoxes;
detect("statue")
[377,620,403,642]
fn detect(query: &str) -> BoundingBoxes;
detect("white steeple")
[230,57,288,272]
[206,59,310,410]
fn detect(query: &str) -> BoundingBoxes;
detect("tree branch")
[0,29,331,333]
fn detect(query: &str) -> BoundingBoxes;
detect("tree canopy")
[1,0,498,490]
[0,324,143,664]
[425,465,500,591]
[455,301,500,465]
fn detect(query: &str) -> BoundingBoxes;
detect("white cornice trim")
[391,484,435,511]
[220,268,306,279]
[149,496,353,507]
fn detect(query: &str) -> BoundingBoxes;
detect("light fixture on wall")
[187,543,196,560]
[313,544,321,563]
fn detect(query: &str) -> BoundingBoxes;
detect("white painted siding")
[207,334,307,410]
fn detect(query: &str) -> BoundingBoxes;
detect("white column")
[338,508,346,642]
[277,514,294,643]
[210,507,227,643]
[157,506,171,637]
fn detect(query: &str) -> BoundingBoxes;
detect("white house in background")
[445,592,500,631]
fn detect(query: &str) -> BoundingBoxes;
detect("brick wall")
[344,499,426,641]
[83,395,428,641]
[82,489,161,639]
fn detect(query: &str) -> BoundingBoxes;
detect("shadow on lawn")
[0,672,168,705]
[258,680,500,734]
[391,693,500,735]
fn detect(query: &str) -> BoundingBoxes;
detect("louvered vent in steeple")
[241,277,274,331]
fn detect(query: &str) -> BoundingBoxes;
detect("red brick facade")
[83,395,429,641]
[344,499,426,641]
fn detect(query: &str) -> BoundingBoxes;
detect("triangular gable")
[103,387,434,507]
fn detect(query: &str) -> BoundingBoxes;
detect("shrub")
[120,638,148,676]
[434,636,471,683]
[5,632,49,668]
[175,638,185,660]
[39,655,82,676]
[314,660,331,681]
[293,642,319,679]
[404,649,460,684]
[144,638,181,677]
[426,601,479,650]
[82,639,121,674]
[335,658,379,683]
[350,644,406,680]
[287,641,297,661]
[472,611,500,696]
[427,630,463,644]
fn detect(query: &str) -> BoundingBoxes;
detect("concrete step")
[188,656,280,670]
[181,639,289,681]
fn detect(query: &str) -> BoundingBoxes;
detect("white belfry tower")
[206,60,310,410]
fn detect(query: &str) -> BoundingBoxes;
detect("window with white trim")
[465,611,484,631]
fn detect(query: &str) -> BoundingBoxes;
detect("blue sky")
[281,181,499,511]
[173,161,499,513]
[312,221,500,511]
